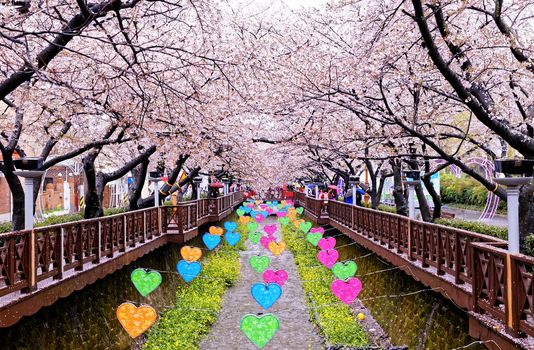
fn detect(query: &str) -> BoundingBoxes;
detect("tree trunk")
[390,159,408,216]
[415,182,432,222]
[519,182,534,253]
[128,160,149,211]
[5,170,25,230]
[422,175,442,221]
[82,153,100,219]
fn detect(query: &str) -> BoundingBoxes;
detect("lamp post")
[313,177,322,200]
[348,175,360,206]
[493,159,534,254]
[222,176,230,195]
[148,171,163,207]
[403,170,421,220]
[193,176,202,200]
[13,157,44,230]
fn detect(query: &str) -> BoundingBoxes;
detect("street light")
[403,170,421,220]
[348,175,360,206]
[222,176,230,195]
[13,157,44,229]
[313,177,322,199]
[148,170,163,207]
[193,176,202,200]
[493,159,534,254]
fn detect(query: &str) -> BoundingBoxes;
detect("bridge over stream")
[0,192,244,328]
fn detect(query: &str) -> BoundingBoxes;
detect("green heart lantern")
[131,268,162,297]
[296,207,304,215]
[332,261,358,281]
[279,217,290,226]
[300,221,312,234]
[237,209,245,216]
[247,222,259,233]
[249,256,270,273]
[240,314,280,348]
[248,232,262,245]
[306,232,322,246]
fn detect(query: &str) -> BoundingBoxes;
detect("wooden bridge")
[0,192,243,328]
[293,192,534,350]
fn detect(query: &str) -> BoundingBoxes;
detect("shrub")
[143,241,241,349]
[282,225,368,347]
[440,172,506,212]
[435,218,507,240]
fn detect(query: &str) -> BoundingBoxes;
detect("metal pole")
[196,184,201,200]
[315,185,319,199]
[408,184,416,220]
[23,177,34,230]
[352,184,356,206]
[507,186,520,254]
[154,180,160,207]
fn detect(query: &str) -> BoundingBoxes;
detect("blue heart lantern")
[225,232,241,246]
[244,207,252,214]
[250,210,259,218]
[251,283,282,309]
[224,221,237,232]
[203,233,221,250]
[273,201,278,205]
[261,211,269,218]
[177,260,202,283]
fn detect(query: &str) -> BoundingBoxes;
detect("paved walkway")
[200,216,323,349]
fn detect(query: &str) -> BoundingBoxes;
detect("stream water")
[0,212,485,350]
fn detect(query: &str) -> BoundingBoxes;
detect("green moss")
[282,225,368,347]
[142,241,241,349]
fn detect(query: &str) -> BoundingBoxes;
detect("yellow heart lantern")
[239,216,251,226]
[116,303,157,338]
[209,226,224,236]
[181,246,202,262]
[268,241,287,256]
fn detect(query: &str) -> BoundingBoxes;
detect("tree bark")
[83,145,157,218]
[128,159,149,211]
[390,158,408,216]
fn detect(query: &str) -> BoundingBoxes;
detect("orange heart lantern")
[209,226,224,236]
[268,241,287,257]
[239,216,251,226]
[116,303,157,338]
[180,246,202,262]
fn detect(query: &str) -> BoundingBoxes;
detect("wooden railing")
[294,194,534,338]
[0,192,243,300]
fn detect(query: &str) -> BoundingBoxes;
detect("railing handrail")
[295,194,534,340]
[0,192,243,238]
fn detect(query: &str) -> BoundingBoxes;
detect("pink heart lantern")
[266,208,274,215]
[330,277,362,304]
[317,249,339,269]
[276,211,286,218]
[310,227,325,234]
[260,204,268,210]
[262,269,288,287]
[318,237,336,250]
[247,203,255,208]
[254,214,265,223]
[264,225,277,236]
[260,235,275,249]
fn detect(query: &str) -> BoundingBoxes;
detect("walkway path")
[200,216,323,349]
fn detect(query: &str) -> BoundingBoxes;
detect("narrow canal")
[0,213,485,350]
